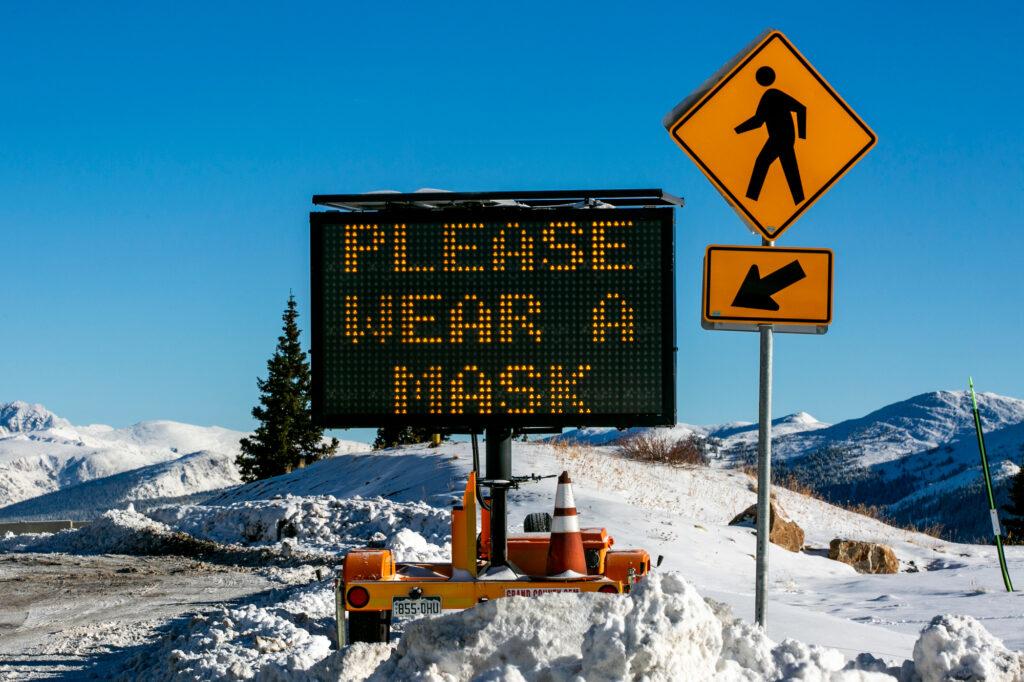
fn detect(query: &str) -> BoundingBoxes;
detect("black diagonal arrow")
[731,259,807,311]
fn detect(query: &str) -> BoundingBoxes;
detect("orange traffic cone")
[545,471,588,578]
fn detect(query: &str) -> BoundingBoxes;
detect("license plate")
[392,596,442,619]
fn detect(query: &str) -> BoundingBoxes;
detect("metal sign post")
[755,238,774,627]
[665,28,877,628]
[485,425,514,570]
[969,378,1015,592]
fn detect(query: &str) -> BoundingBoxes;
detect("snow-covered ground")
[507,440,1024,657]
[2,393,1023,679]
[335,572,1024,681]
[2,438,1022,680]
[0,553,278,680]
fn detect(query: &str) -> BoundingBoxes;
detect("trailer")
[336,470,655,644]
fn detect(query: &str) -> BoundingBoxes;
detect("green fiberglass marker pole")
[969,377,1014,592]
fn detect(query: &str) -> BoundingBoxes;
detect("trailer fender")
[604,549,651,584]
[344,548,395,582]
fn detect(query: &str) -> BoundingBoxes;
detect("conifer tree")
[237,295,338,481]
[373,426,432,450]
[1003,456,1024,543]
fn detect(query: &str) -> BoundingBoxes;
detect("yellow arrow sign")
[703,245,833,333]
[665,30,876,242]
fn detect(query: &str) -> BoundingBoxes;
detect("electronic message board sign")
[310,207,675,429]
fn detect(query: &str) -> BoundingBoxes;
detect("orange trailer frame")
[335,473,652,645]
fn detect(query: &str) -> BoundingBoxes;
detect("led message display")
[310,207,675,429]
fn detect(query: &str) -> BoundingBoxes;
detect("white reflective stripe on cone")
[554,483,576,509]
[551,514,580,533]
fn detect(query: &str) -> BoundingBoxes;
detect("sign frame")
[701,244,834,334]
[664,30,877,242]
[309,205,677,430]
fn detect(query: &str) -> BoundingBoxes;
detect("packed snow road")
[0,553,275,680]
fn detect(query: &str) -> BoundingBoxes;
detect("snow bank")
[115,601,334,681]
[0,506,217,555]
[314,643,394,681]
[0,495,451,566]
[580,572,722,680]
[113,579,386,681]
[147,494,451,561]
[104,570,1024,681]
[366,572,897,681]
[913,614,1024,681]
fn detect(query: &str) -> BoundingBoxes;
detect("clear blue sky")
[3,1,1023,438]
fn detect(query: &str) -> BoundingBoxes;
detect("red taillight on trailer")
[598,585,619,594]
[347,586,370,608]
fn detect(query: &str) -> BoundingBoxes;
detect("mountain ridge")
[0,401,70,434]
[2,391,1022,540]
[558,390,1024,541]
[0,401,250,508]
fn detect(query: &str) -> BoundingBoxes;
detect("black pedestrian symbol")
[735,66,806,204]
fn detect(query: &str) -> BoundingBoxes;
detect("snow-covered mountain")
[4,391,1023,540]
[707,411,830,449]
[557,411,830,450]
[0,401,248,509]
[0,401,70,434]
[0,401,373,521]
[727,391,1024,541]
[0,449,242,521]
[552,422,706,446]
[558,391,1024,541]
[760,390,1024,465]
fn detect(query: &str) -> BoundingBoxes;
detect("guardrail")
[0,520,90,535]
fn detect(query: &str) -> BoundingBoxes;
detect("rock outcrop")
[729,501,804,552]
[829,539,899,574]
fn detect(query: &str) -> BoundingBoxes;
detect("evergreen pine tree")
[1003,454,1024,543]
[373,426,432,450]
[237,295,338,481]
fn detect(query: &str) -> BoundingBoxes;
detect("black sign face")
[310,207,675,429]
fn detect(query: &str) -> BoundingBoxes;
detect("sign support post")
[755,238,774,627]
[664,28,877,630]
[485,426,514,570]
[969,378,1015,592]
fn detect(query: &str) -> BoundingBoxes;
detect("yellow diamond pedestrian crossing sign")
[664,30,876,241]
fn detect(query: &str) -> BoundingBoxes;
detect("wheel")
[348,610,391,643]
[523,512,552,533]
